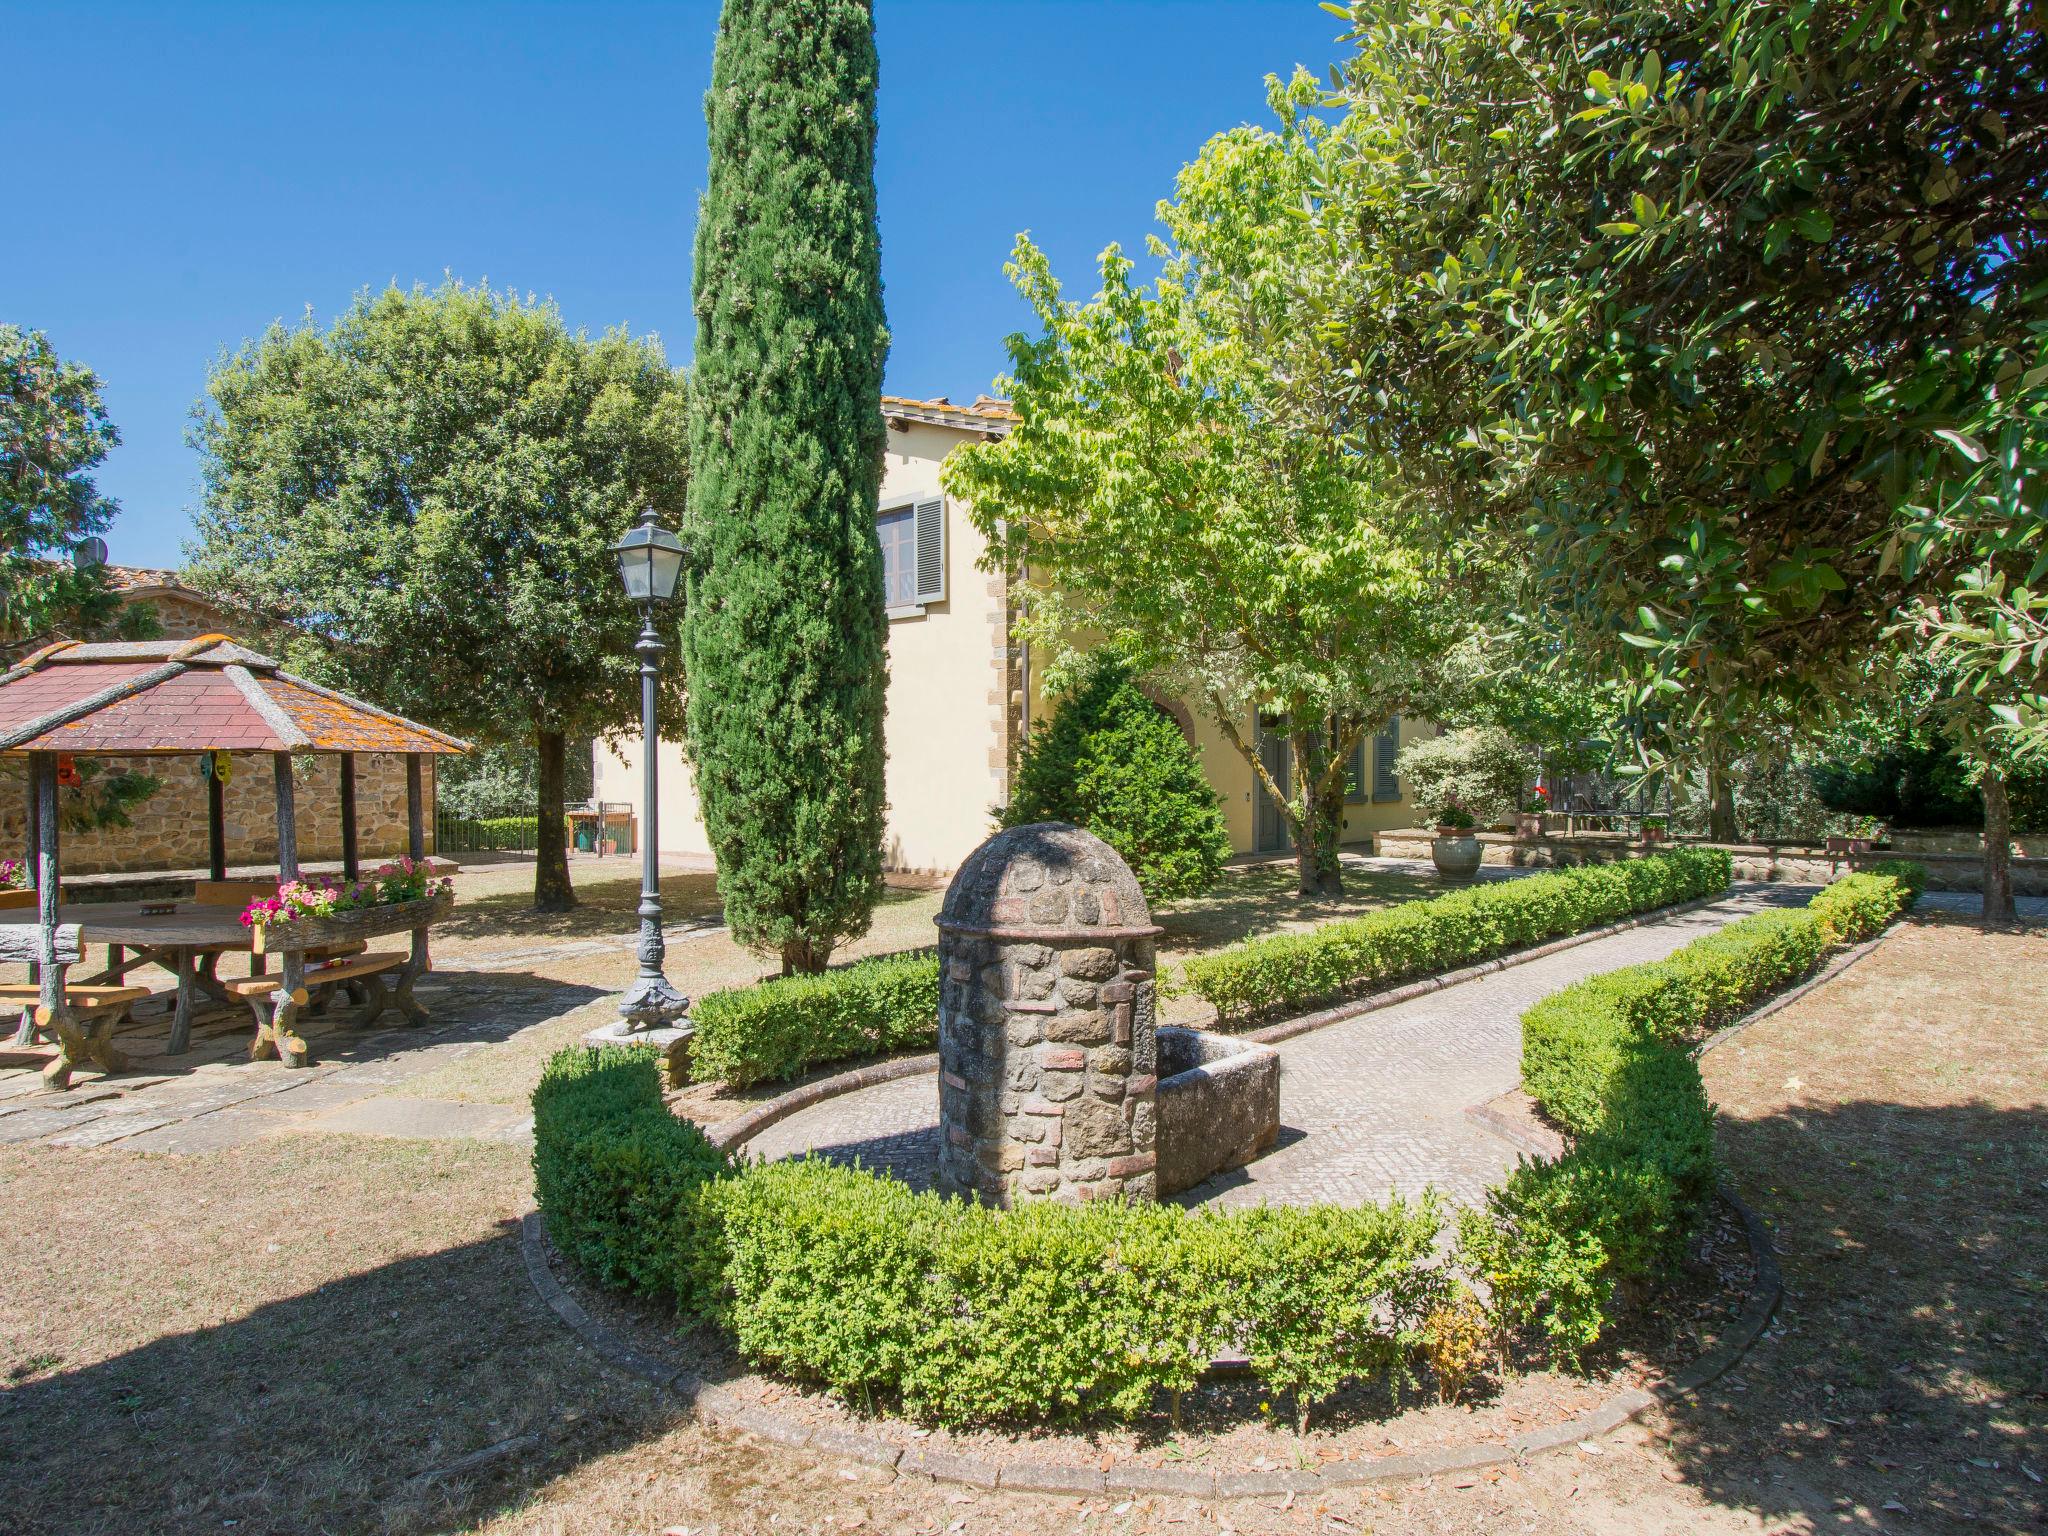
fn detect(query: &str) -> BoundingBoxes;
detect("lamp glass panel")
[618,546,654,600]
[648,542,684,601]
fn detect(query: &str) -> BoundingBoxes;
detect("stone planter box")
[1155,1026,1280,1197]
[250,888,453,953]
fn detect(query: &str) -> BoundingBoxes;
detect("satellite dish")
[72,537,109,571]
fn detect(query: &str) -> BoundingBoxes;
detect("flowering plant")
[240,861,453,927]
[0,858,26,890]
[1435,796,1477,832]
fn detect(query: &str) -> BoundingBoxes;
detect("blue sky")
[4,0,1349,569]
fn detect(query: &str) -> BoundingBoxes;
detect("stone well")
[934,822,1161,1205]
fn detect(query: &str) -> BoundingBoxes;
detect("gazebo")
[0,635,469,1088]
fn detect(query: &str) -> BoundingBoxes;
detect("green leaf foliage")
[187,280,689,911]
[531,1045,731,1308]
[689,949,938,1090]
[1004,655,1231,902]
[1183,847,1732,1020]
[682,0,891,974]
[1479,864,1922,1360]
[1393,726,1530,828]
[0,325,123,645]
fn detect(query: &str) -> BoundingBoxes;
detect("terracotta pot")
[1431,833,1483,881]
[1514,812,1544,839]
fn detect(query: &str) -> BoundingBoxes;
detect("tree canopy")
[188,280,689,910]
[1296,0,2044,908]
[682,0,891,973]
[946,91,1486,895]
[1,324,123,646]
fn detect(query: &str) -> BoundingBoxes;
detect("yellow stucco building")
[593,396,1430,874]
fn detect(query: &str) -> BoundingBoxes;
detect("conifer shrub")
[682,0,891,975]
[1004,656,1231,901]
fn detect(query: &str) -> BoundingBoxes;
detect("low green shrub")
[1183,847,1732,1020]
[1473,863,1922,1362]
[689,950,939,1089]
[705,1157,1442,1428]
[531,1045,730,1305]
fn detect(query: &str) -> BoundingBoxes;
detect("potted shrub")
[1431,798,1484,880]
[1515,784,1549,839]
[1641,813,1668,845]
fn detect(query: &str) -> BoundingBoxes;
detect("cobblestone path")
[741,885,1817,1208]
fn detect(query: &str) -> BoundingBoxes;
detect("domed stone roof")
[936,821,1156,938]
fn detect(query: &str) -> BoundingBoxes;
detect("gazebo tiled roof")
[0,636,469,756]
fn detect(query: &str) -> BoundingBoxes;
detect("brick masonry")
[936,822,1161,1206]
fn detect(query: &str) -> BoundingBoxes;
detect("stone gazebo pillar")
[934,823,1161,1206]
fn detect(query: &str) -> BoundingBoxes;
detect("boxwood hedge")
[534,860,1926,1422]
[1181,847,1733,1020]
[1464,863,1923,1362]
[689,949,939,1089]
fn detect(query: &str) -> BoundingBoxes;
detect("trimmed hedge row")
[534,862,1927,1422]
[689,949,939,1089]
[1463,863,1924,1361]
[1182,847,1734,1020]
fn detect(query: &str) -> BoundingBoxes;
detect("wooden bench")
[221,949,410,1058]
[0,982,151,1018]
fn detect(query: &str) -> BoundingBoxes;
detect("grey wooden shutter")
[913,496,946,605]
[1345,736,1367,803]
[1372,715,1402,801]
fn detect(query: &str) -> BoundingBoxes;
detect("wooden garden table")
[0,889,450,1077]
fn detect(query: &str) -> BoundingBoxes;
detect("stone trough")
[1155,1026,1280,1197]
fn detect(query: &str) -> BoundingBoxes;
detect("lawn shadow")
[0,1222,696,1536]
[1153,864,1445,956]
[1657,1097,2047,1532]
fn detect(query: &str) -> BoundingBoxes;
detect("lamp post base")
[585,1009,693,1088]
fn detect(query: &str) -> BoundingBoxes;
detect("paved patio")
[744,885,1819,1207]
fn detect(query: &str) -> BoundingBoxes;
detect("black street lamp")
[611,507,691,1030]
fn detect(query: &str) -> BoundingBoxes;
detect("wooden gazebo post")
[258,751,311,1066]
[397,752,431,1022]
[338,751,359,883]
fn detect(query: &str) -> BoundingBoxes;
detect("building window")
[1345,736,1368,804]
[1373,715,1402,801]
[879,495,946,616]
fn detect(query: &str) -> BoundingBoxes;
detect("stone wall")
[936,823,1161,1206]
[1375,827,2045,896]
[0,752,433,876]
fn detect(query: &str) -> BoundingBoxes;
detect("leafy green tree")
[1,325,123,646]
[947,93,1482,897]
[1004,654,1231,901]
[188,281,688,911]
[1311,0,2044,912]
[683,0,890,974]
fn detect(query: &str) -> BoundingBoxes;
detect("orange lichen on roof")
[0,639,468,757]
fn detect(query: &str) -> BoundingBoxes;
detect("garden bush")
[707,1156,1443,1428]
[1003,654,1232,901]
[1183,847,1731,1020]
[531,1044,730,1305]
[688,949,939,1089]
[1393,726,1530,827]
[1471,863,1924,1361]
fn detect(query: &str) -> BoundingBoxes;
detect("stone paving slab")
[743,885,1813,1209]
[298,1096,533,1143]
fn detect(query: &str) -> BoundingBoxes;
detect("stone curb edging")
[702,889,1739,1158]
[704,1052,941,1154]
[519,1192,1781,1500]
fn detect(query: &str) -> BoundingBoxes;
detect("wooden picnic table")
[0,890,449,1085]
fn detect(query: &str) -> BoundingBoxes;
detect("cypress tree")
[683,0,890,974]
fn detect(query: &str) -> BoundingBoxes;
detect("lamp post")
[610,508,691,1032]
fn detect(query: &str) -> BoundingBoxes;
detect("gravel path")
[742,884,1816,1207]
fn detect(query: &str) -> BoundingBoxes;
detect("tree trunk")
[781,935,832,976]
[1703,741,1738,844]
[1981,761,2017,924]
[1289,729,1346,899]
[533,728,575,913]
